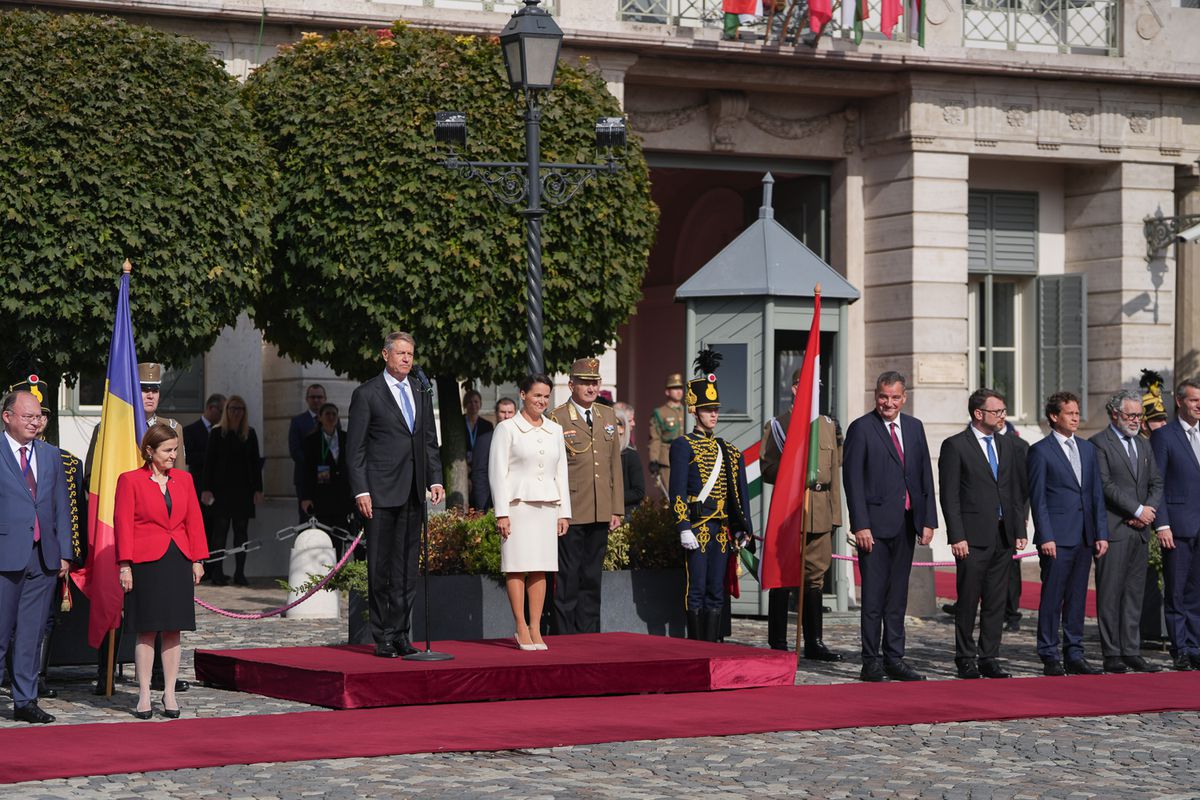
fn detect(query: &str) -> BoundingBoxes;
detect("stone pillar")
[861,150,970,441]
[576,50,639,108]
[1175,164,1200,380]
[1063,162,1176,421]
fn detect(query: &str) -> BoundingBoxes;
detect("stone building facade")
[15,0,1200,577]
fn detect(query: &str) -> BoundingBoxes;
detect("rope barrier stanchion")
[195,531,364,620]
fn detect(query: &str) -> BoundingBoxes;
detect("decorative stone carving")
[707,91,749,152]
[942,102,965,126]
[1067,110,1089,132]
[1005,105,1030,128]
[843,107,860,154]
[746,106,834,140]
[627,103,706,134]
[1128,112,1151,135]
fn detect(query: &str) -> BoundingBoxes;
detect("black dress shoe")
[210,574,228,586]
[803,641,844,662]
[1102,656,1128,674]
[1122,656,1161,673]
[1004,617,1021,633]
[374,642,399,658]
[956,660,982,680]
[941,603,957,616]
[175,679,190,693]
[1042,660,1066,676]
[14,703,55,724]
[1065,658,1102,675]
[233,573,249,587]
[979,659,1012,679]
[859,661,885,682]
[1190,653,1200,670]
[132,707,153,720]
[884,660,927,681]
[768,642,789,652]
[394,639,419,657]
[1173,654,1194,671]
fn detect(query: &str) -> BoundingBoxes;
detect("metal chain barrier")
[195,522,363,620]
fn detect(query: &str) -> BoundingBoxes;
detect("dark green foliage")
[243,24,657,383]
[0,11,273,378]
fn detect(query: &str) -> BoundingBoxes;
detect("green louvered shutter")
[1038,274,1088,419]
[968,191,1037,275]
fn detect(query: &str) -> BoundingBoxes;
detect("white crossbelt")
[695,442,724,504]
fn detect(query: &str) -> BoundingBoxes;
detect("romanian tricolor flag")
[760,288,821,590]
[71,262,145,647]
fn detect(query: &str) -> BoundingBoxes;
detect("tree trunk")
[435,373,468,511]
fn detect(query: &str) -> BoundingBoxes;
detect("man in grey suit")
[1090,389,1164,673]
[0,391,71,723]
[347,332,444,658]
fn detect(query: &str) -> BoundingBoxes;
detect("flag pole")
[795,283,821,666]
[103,629,116,696]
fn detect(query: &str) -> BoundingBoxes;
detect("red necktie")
[19,446,40,542]
[889,423,911,511]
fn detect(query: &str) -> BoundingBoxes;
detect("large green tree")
[0,11,273,436]
[244,24,657,503]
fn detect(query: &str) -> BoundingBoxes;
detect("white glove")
[680,530,700,550]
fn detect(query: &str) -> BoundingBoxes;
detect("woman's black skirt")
[129,540,196,633]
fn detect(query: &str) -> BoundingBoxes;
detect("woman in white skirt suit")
[489,373,572,651]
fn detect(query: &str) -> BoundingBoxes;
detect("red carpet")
[194,633,796,708]
[2,672,1197,784]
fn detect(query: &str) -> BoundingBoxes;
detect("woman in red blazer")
[115,423,208,720]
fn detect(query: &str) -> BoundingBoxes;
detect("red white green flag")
[760,289,821,590]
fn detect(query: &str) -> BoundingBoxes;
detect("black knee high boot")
[802,587,842,662]
[686,610,700,640]
[234,552,248,585]
[767,588,791,651]
[702,609,722,643]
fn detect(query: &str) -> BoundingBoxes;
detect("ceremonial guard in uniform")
[550,357,624,634]
[759,368,843,660]
[1141,369,1168,435]
[648,373,686,496]
[669,350,753,642]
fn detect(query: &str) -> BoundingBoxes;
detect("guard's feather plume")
[1140,369,1164,390]
[693,347,722,377]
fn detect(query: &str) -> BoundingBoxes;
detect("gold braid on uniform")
[61,452,83,561]
[687,433,728,551]
[557,403,596,456]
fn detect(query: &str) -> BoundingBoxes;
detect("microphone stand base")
[403,649,454,662]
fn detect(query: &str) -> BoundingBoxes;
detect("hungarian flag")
[847,0,867,45]
[71,262,145,647]
[760,290,821,590]
[908,0,926,47]
[880,0,903,39]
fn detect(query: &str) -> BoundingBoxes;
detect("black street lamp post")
[435,0,626,376]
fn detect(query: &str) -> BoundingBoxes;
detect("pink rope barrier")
[194,532,364,620]
[831,551,1040,568]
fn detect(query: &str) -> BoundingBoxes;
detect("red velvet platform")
[194,632,797,709]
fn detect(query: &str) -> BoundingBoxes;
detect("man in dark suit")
[939,389,1028,680]
[842,371,937,682]
[184,393,224,581]
[468,398,516,512]
[0,391,71,723]
[1150,378,1200,671]
[1091,389,1164,673]
[1028,391,1108,676]
[300,403,352,554]
[346,332,443,658]
[289,383,326,523]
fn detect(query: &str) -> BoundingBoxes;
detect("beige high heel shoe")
[514,633,538,652]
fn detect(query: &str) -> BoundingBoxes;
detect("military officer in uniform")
[550,357,624,635]
[669,350,753,642]
[759,368,844,660]
[648,373,686,496]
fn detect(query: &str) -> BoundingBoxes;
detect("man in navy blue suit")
[1150,378,1200,671]
[289,383,326,522]
[0,391,71,723]
[843,371,937,682]
[1027,391,1108,675]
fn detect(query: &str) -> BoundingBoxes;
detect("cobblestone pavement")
[6,580,1198,799]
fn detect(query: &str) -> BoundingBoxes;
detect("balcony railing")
[963,0,1119,55]
[618,0,905,44]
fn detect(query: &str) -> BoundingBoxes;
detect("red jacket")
[114,467,209,564]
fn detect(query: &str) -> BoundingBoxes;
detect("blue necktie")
[397,382,415,430]
[984,436,998,479]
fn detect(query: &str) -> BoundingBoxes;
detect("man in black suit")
[938,389,1028,680]
[300,403,352,555]
[842,371,938,682]
[289,383,326,523]
[346,332,443,658]
[468,397,516,512]
[184,393,225,581]
[1090,389,1164,674]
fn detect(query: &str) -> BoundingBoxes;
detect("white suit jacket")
[488,414,572,518]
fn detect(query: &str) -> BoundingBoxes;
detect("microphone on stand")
[411,364,433,394]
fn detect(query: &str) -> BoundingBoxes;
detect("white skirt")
[501,500,561,573]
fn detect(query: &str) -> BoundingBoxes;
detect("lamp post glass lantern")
[436,0,624,376]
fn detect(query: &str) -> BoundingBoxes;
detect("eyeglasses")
[981,408,1007,416]
[1117,410,1144,421]
[8,413,41,423]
